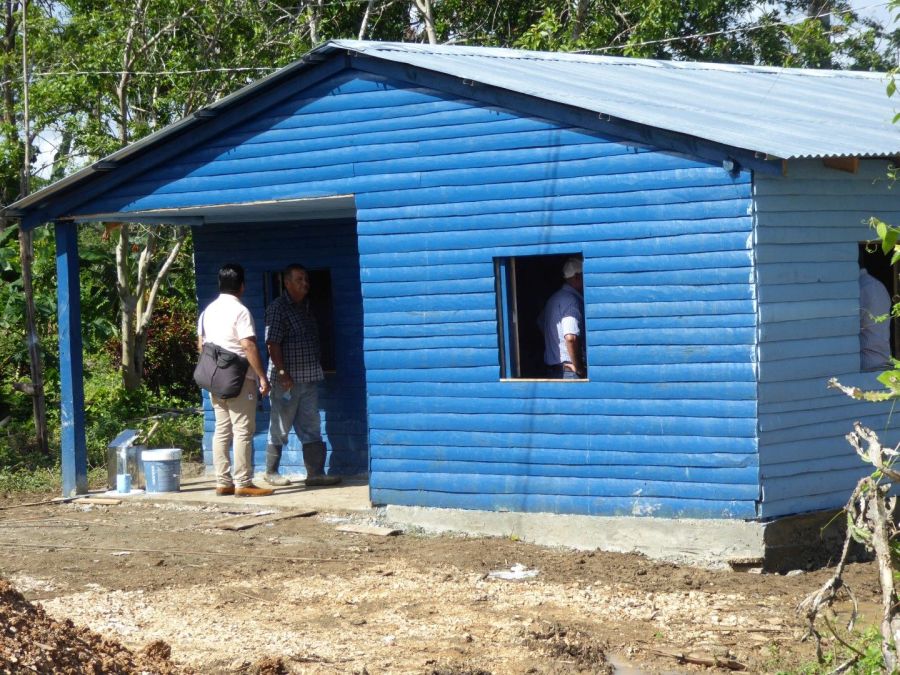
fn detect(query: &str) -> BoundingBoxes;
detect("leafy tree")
[506,0,897,69]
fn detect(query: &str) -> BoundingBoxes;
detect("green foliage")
[140,295,198,400]
[783,627,885,674]
[82,352,200,467]
[504,0,898,67]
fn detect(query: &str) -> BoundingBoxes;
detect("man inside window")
[860,265,892,371]
[539,257,586,379]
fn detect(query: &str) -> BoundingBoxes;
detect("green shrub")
[83,352,201,466]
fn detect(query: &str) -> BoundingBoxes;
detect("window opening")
[859,242,899,366]
[495,253,585,380]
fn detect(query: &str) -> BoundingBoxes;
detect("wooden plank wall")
[77,69,757,517]
[347,78,757,518]
[755,159,900,518]
[193,218,368,476]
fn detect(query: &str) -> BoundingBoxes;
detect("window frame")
[494,253,586,382]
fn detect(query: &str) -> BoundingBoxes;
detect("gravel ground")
[0,494,882,674]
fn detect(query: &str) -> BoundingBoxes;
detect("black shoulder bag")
[194,313,251,399]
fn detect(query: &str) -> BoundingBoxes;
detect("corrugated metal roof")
[6,41,899,219]
[323,40,900,160]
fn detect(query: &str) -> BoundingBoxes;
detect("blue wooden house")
[7,41,900,561]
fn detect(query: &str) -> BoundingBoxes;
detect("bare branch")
[137,227,186,336]
[358,0,375,40]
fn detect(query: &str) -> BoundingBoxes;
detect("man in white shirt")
[860,266,892,371]
[198,263,272,497]
[539,257,587,379]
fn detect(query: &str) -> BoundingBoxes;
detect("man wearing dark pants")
[264,263,341,487]
[539,257,586,380]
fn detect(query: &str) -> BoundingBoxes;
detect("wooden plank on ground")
[336,524,401,537]
[76,497,122,505]
[216,510,316,531]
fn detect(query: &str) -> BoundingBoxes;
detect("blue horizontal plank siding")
[756,159,900,518]
[370,472,759,500]
[368,412,756,437]
[71,67,760,519]
[371,459,759,484]
[366,395,756,417]
[365,380,757,400]
[369,429,757,453]
[371,444,758,467]
[369,489,757,519]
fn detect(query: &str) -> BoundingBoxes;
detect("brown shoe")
[215,486,235,496]
[235,484,274,497]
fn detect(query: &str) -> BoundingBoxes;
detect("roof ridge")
[333,39,890,80]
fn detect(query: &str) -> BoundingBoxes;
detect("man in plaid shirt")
[263,264,341,487]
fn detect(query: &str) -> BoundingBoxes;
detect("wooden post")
[54,221,87,496]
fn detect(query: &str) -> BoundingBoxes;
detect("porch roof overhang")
[67,195,357,227]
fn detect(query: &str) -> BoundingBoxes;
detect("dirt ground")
[0,488,884,674]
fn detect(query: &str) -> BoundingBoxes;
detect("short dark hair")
[218,263,245,294]
[284,263,307,278]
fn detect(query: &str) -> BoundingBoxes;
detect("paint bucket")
[143,448,182,493]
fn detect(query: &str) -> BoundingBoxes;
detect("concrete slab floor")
[105,475,372,513]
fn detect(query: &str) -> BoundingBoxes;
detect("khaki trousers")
[211,376,257,488]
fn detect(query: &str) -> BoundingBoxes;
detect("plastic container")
[116,473,132,493]
[106,429,144,490]
[143,448,182,493]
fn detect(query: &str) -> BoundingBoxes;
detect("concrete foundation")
[385,505,766,568]
[385,505,856,570]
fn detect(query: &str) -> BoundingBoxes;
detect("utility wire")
[0,0,892,86]
[578,0,895,53]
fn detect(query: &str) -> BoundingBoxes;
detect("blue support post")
[54,221,88,496]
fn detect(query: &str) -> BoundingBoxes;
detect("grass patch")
[0,465,109,496]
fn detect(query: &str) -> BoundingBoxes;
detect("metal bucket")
[106,444,145,490]
[143,448,182,493]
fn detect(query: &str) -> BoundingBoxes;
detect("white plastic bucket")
[143,448,182,493]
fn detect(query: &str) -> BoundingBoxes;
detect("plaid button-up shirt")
[264,295,324,383]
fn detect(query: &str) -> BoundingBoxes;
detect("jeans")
[211,376,257,488]
[546,364,579,380]
[268,379,322,448]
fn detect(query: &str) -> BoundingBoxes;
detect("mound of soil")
[0,578,184,674]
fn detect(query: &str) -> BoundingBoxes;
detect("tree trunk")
[17,0,48,455]
[358,0,375,39]
[115,224,186,391]
[307,0,323,44]
[869,486,900,671]
[50,129,72,182]
[18,226,48,455]
[572,0,589,42]
[413,0,437,44]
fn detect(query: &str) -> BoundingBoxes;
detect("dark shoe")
[304,475,342,487]
[215,486,235,496]
[302,440,331,479]
[235,484,274,497]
